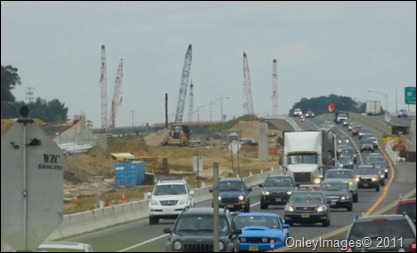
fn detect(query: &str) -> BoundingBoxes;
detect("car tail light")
[410,241,416,252]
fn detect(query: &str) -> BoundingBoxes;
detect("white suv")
[147,179,194,224]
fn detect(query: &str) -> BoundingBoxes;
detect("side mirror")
[327,200,332,204]
[163,228,171,234]
[296,184,300,187]
[234,228,242,235]
[209,189,213,193]
[282,224,290,229]
[189,190,195,196]
[146,192,152,199]
[247,187,252,192]
[259,183,264,187]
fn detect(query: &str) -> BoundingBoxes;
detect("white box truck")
[366,101,382,115]
[282,130,336,189]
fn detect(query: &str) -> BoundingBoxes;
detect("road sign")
[328,103,335,112]
[405,86,416,104]
[228,140,242,154]
[1,119,64,251]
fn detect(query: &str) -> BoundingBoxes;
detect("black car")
[284,191,331,227]
[305,110,315,118]
[210,178,252,212]
[354,165,381,192]
[318,180,353,211]
[163,207,241,252]
[345,214,416,252]
[259,175,297,209]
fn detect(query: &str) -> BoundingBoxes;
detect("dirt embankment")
[63,121,282,214]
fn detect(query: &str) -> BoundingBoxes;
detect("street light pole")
[368,90,388,113]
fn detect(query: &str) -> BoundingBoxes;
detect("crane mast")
[188,81,194,122]
[109,59,124,129]
[99,45,108,133]
[174,44,192,123]
[243,52,254,115]
[271,59,278,116]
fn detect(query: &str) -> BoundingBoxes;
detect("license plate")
[301,213,310,218]
[249,245,259,251]
[227,204,234,208]
[275,198,281,202]
[363,184,368,187]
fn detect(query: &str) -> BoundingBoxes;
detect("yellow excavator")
[168,124,191,147]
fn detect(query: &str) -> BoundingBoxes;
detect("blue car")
[234,212,290,251]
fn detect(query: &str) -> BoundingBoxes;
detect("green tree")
[1,65,21,116]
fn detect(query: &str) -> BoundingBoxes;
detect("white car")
[293,108,303,117]
[35,241,95,252]
[147,179,194,224]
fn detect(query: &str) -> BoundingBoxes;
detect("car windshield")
[355,168,377,175]
[398,203,416,220]
[289,192,325,204]
[154,185,187,195]
[325,171,353,179]
[287,154,318,164]
[348,219,415,240]
[264,177,293,187]
[175,214,230,234]
[319,183,348,191]
[235,215,281,230]
[219,181,245,191]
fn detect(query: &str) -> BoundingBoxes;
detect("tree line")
[1,65,68,122]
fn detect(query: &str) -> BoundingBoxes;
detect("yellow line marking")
[364,147,395,216]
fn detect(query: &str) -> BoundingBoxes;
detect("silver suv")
[147,179,194,224]
[324,168,358,203]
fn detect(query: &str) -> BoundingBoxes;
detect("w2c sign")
[405,87,416,105]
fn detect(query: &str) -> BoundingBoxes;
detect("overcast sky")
[2,2,416,127]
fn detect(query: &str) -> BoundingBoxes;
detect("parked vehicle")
[345,214,416,252]
[234,212,290,251]
[284,191,331,227]
[147,179,194,224]
[259,174,297,209]
[163,207,241,252]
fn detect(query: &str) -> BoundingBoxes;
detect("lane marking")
[119,234,169,252]
[363,146,395,216]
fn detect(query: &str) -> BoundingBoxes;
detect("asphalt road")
[64,116,416,252]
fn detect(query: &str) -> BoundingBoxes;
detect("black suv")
[211,178,252,212]
[345,214,416,252]
[259,174,296,209]
[163,207,241,252]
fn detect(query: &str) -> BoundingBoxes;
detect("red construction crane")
[109,59,124,129]
[243,52,254,115]
[271,59,278,116]
[98,45,108,133]
[174,44,192,123]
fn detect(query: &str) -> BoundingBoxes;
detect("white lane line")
[118,234,169,252]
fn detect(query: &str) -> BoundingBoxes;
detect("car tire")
[353,194,358,203]
[322,219,329,227]
[149,216,159,225]
[376,186,380,192]
[347,203,353,212]
[260,203,268,209]
[381,180,385,186]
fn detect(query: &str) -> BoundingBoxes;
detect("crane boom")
[174,44,192,123]
[243,52,254,115]
[188,81,194,122]
[271,59,278,116]
[109,58,124,129]
[99,45,108,133]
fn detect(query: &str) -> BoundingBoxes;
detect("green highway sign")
[405,86,416,104]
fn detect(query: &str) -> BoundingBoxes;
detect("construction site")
[2,44,284,215]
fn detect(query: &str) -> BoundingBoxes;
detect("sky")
[1,1,416,128]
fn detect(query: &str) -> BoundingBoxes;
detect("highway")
[64,115,416,252]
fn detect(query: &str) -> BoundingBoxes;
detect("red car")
[394,198,416,226]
